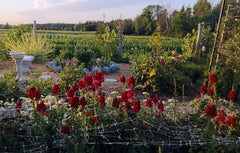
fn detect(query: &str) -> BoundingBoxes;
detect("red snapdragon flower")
[112,98,120,108]
[52,84,61,94]
[210,74,217,84]
[127,90,134,101]
[78,80,85,89]
[200,85,207,94]
[67,89,75,98]
[227,90,236,101]
[152,95,159,104]
[206,104,217,118]
[142,123,147,130]
[158,102,164,112]
[15,101,22,112]
[61,125,70,135]
[133,101,141,112]
[80,97,87,108]
[161,60,165,64]
[84,75,93,86]
[37,101,46,115]
[94,72,104,83]
[207,88,214,96]
[98,95,105,103]
[125,101,132,110]
[145,99,153,107]
[217,110,227,125]
[34,89,41,101]
[70,97,80,109]
[28,86,36,99]
[120,91,128,102]
[127,76,135,89]
[120,75,126,84]
[93,116,99,123]
[226,116,236,127]
[71,85,78,92]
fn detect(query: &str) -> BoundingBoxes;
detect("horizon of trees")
[0,0,239,38]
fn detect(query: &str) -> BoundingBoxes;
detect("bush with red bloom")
[133,101,141,112]
[120,91,128,102]
[217,110,227,125]
[161,60,165,64]
[93,116,99,123]
[87,111,91,116]
[61,125,70,135]
[207,88,214,96]
[158,102,164,112]
[78,80,85,89]
[28,86,36,99]
[227,90,236,101]
[127,90,134,101]
[200,85,207,94]
[94,72,104,83]
[210,74,217,84]
[142,123,147,130]
[67,89,75,98]
[15,101,22,112]
[52,84,61,94]
[145,99,153,107]
[71,85,78,92]
[124,101,131,110]
[119,75,126,84]
[37,101,46,115]
[226,116,236,127]
[84,75,93,86]
[206,104,217,118]
[127,76,135,89]
[34,89,41,101]
[152,95,159,104]
[80,97,87,108]
[70,97,80,109]
[112,98,120,108]
[98,95,105,103]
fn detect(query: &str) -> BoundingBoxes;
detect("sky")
[0,0,221,25]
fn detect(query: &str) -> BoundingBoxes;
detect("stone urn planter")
[9,51,26,84]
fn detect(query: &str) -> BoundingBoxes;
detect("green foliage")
[74,50,93,68]
[148,26,163,52]
[96,26,119,63]
[131,51,192,95]
[27,70,54,96]
[170,12,192,38]
[0,72,21,102]
[4,32,54,63]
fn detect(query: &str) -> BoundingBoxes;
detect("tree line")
[0,0,239,38]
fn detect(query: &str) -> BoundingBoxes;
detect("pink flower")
[153,53,158,58]
[175,56,180,60]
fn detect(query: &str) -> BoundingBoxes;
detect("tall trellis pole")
[207,0,226,77]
